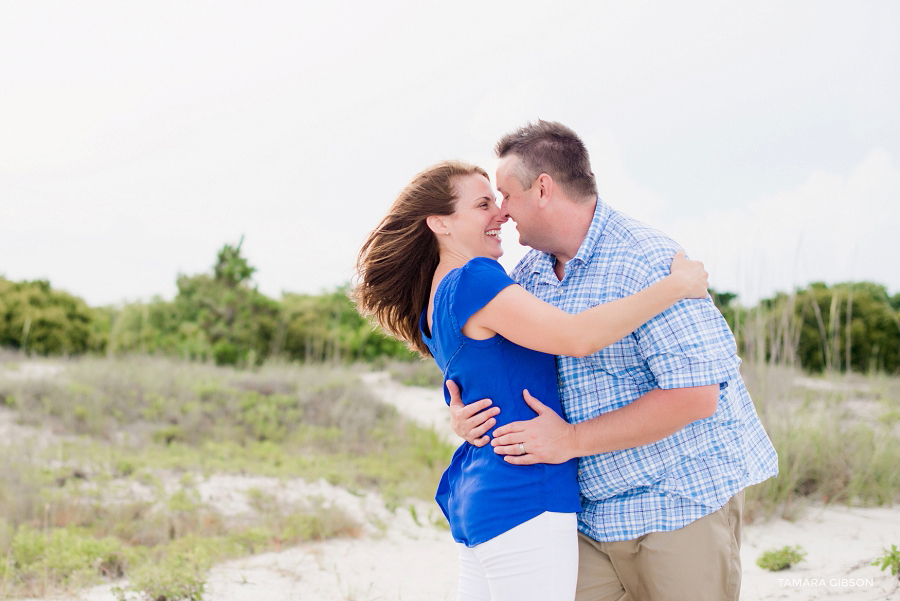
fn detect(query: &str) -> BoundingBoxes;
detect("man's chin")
[512,226,526,247]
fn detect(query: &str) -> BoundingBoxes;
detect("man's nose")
[498,198,510,219]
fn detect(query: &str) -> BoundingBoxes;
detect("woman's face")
[442,173,507,260]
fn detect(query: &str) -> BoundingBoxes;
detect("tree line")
[711,281,900,374]
[1,241,414,365]
[2,242,899,373]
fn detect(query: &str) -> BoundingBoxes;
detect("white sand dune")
[58,503,898,601]
[5,367,899,600]
[741,505,899,600]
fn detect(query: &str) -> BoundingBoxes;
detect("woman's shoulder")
[440,258,515,326]
[439,258,509,293]
[451,258,514,295]
[452,257,514,302]
[459,257,508,277]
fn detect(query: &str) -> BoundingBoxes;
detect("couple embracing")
[355,121,778,601]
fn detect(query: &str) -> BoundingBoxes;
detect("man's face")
[496,155,540,249]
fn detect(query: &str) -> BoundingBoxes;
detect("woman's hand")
[447,380,499,447]
[669,251,708,299]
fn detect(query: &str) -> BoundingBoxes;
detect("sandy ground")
[741,505,899,600]
[35,503,895,601]
[360,371,455,445]
[3,364,898,600]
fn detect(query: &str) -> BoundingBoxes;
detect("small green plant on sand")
[114,544,211,601]
[873,544,900,577]
[756,545,807,571]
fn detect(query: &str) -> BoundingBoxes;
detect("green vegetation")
[873,544,900,578]
[4,242,898,374]
[0,278,102,355]
[756,545,807,571]
[0,357,452,598]
[2,242,899,596]
[742,363,900,518]
[708,282,900,518]
[114,545,208,601]
[711,281,900,374]
[2,239,415,365]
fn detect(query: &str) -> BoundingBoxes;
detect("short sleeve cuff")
[649,353,741,390]
[450,258,515,331]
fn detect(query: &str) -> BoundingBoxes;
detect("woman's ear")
[426,215,448,235]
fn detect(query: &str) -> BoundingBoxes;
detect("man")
[448,120,777,601]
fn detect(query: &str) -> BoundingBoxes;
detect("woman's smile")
[442,173,508,260]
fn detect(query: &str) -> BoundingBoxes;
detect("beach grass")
[0,356,453,598]
[1,351,898,597]
[742,361,900,520]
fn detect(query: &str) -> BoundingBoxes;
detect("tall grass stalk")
[741,354,900,519]
[727,281,900,518]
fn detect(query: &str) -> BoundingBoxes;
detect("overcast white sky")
[2,1,898,307]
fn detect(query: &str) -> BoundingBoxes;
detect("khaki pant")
[575,492,743,601]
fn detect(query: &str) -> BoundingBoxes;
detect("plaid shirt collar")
[526,197,612,279]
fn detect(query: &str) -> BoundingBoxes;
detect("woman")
[354,161,707,601]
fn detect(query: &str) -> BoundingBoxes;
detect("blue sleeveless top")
[420,257,581,547]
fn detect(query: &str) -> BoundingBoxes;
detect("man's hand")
[446,380,500,447]
[490,389,577,465]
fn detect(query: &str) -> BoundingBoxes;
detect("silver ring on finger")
[518,442,526,455]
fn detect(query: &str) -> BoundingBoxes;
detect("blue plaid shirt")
[512,199,778,542]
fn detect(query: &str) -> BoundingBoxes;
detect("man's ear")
[535,173,554,209]
[426,215,447,235]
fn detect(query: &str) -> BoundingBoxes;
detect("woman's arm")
[466,251,707,357]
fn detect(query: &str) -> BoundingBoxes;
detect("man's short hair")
[495,120,598,200]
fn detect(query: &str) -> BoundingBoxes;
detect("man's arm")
[489,246,733,464]
[462,384,718,464]
[458,243,728,459]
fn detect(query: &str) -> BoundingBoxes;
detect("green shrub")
[873,544,900,577]
[153,425,186,446]
[115,544,210,601]
[0,278,99,355]
[5,526,124,593]
[211,340,241,366]
[756,545,807,571]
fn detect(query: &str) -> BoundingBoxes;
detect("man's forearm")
[570,385,719,457]
[490,384,720,465]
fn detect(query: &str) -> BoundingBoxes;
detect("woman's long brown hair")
[354,161,489,357]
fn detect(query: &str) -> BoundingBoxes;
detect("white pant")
[456,511,578,601]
